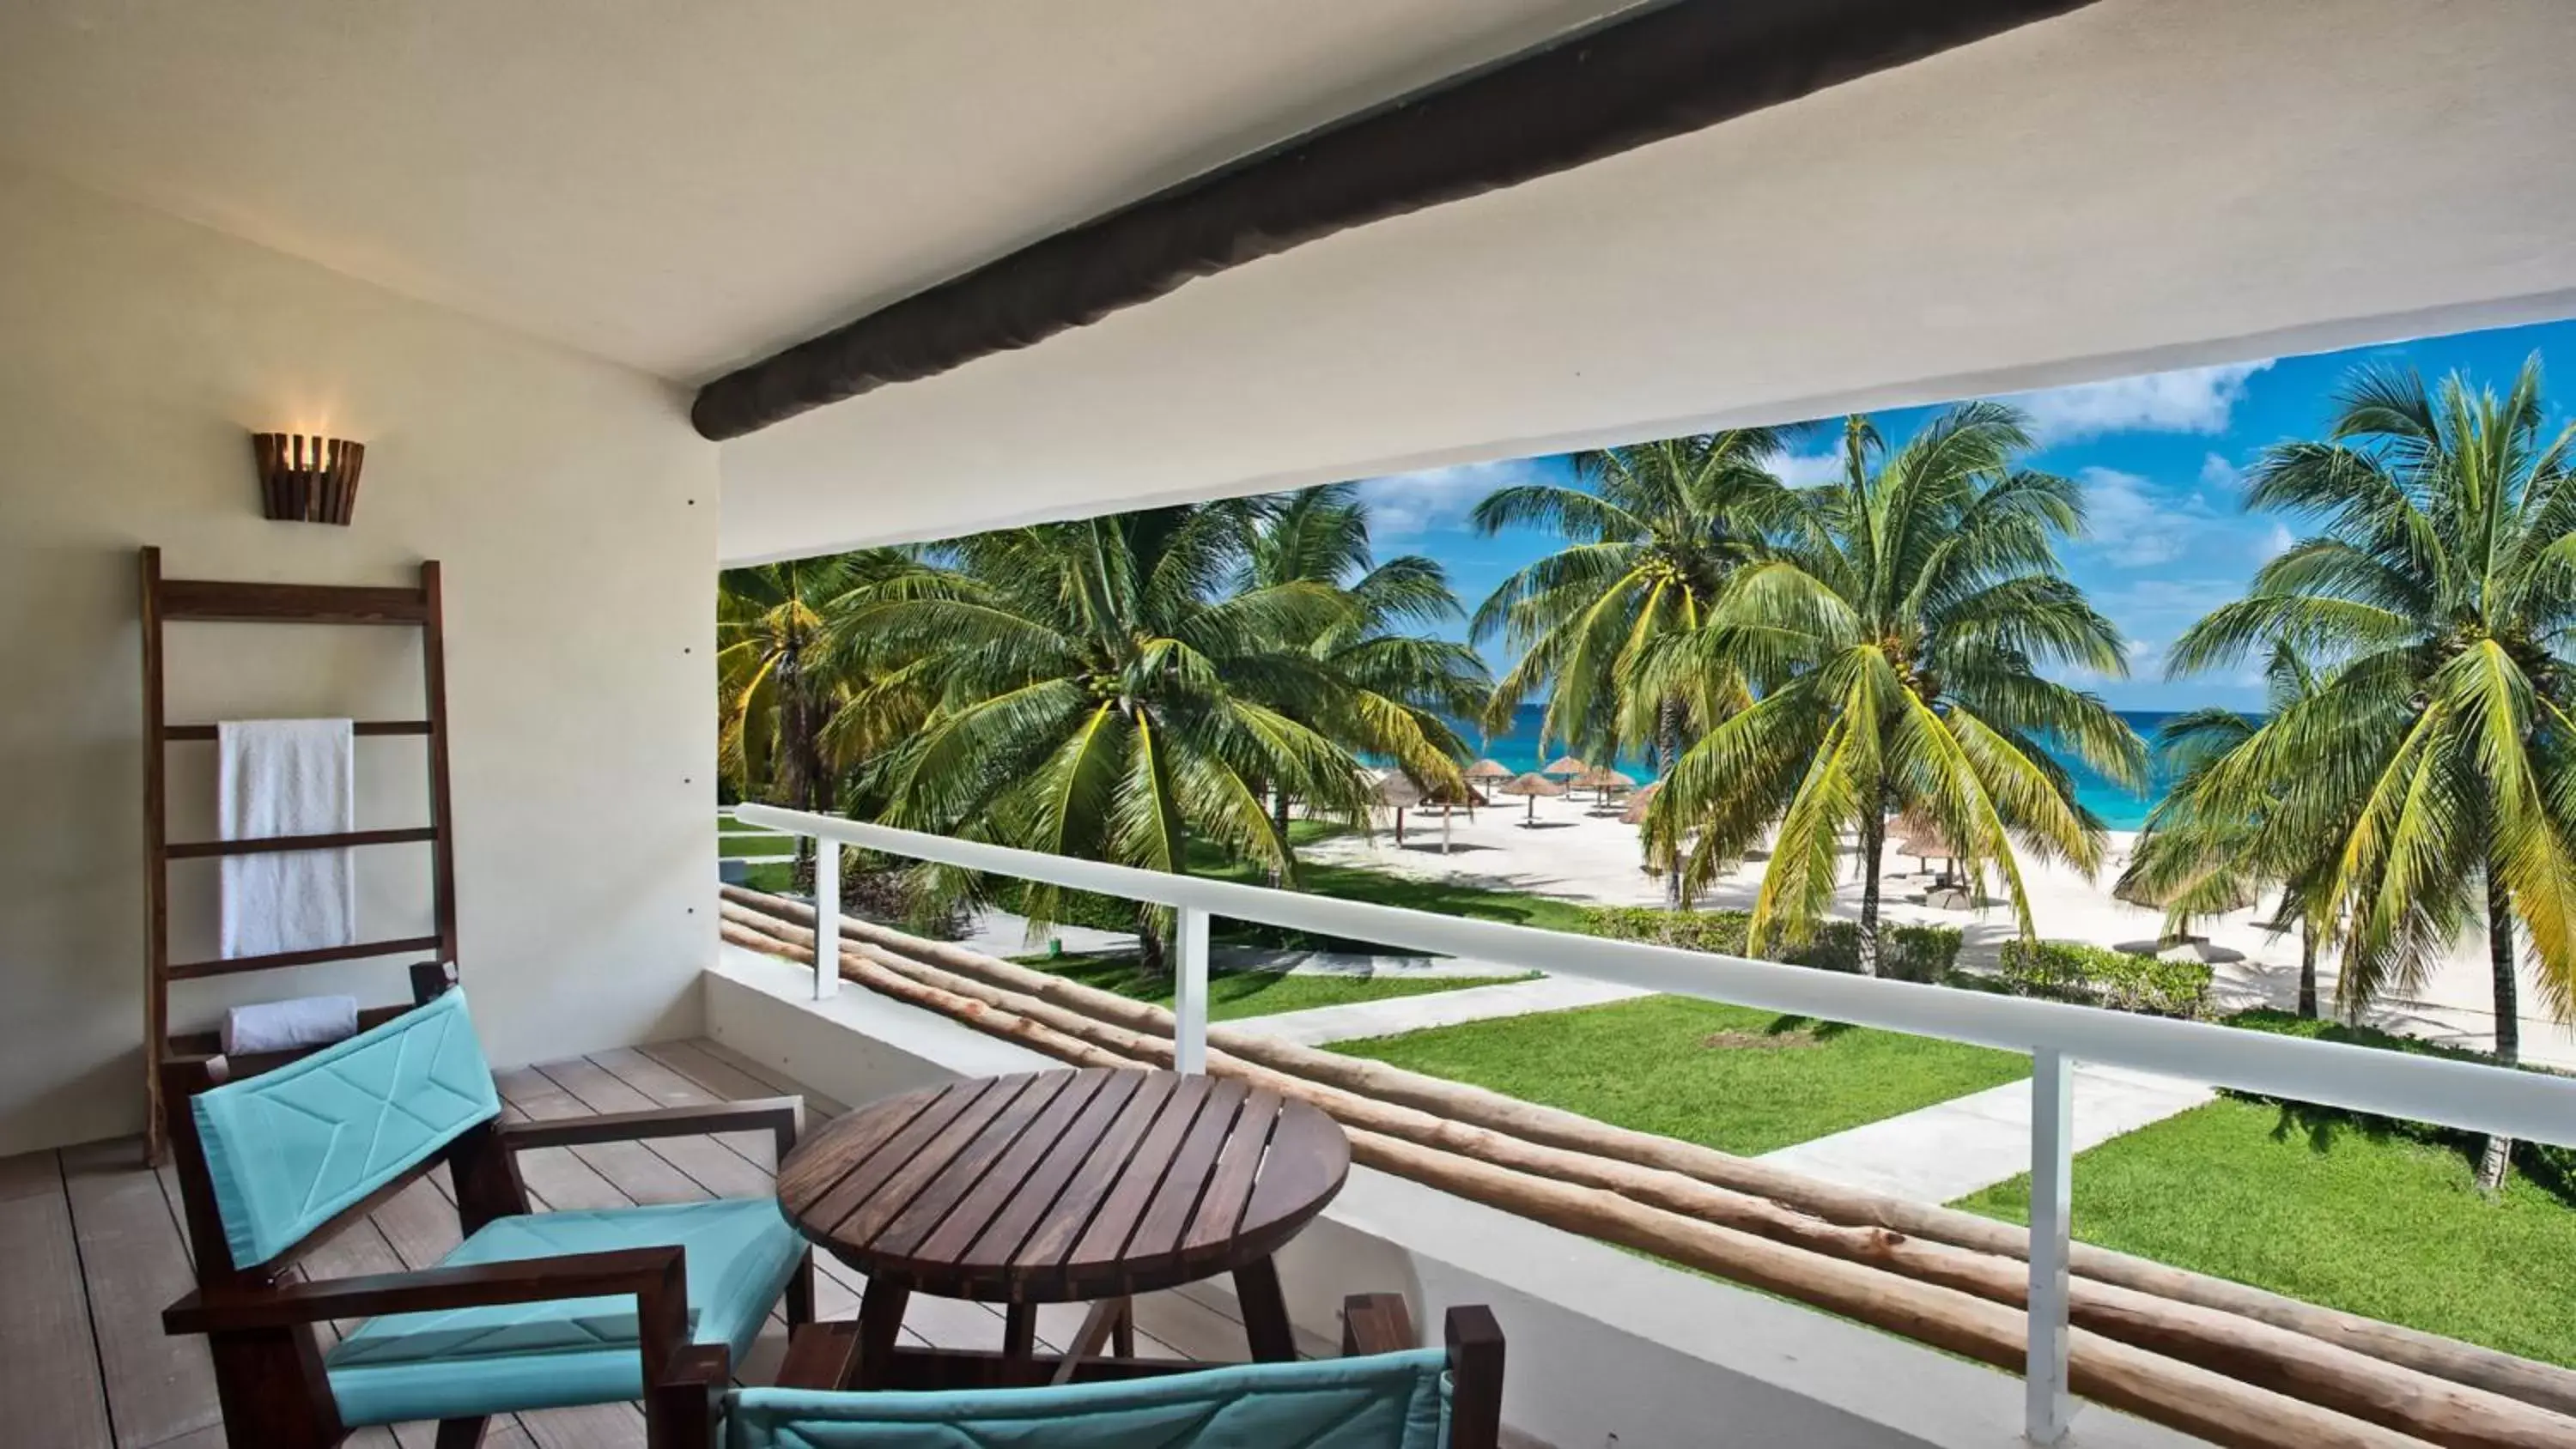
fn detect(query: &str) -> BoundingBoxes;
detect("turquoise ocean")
[1455,707,2190,830]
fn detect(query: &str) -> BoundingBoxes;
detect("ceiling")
[714,0,2576,562]
[6,1,2575,565]
[0,0,1632,380]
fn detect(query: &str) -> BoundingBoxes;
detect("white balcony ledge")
[704,945,2205,1449]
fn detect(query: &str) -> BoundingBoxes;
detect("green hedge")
[1577,906,1961,985]
[1996,939,2211,1018]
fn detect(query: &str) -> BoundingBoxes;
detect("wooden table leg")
[1112,1296,1136,1359]
[1004,1300,1038,1361]
[853,1276,911,1389]
[1052,1298,1127,1385]
[1235,1257,1297,1361]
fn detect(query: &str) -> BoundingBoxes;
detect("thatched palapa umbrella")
[1889,809,1960,868]
[2114,865,2256,958]
[1457,760,1512,821]
[1370,771,1423,846]
[1890,810,1974,907]
[1538,755,1589,783]
[1419,779,1485,852]
[1498,771,1565,827]
[1576,765,1637,807]
[1619,780,1662,826]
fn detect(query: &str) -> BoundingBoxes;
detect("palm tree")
[2166,357,2576,1192]
[838,500,1437,968]
[1469,432,1798,899]
[717,556,866,892]
[1641,405,2145,973]
[2118,645,2335,1017]
[719,550,932,885]
[1244,487,1489,846]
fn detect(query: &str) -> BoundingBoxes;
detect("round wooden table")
[777,1066,1350,1387]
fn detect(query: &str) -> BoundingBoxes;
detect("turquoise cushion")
[328,1197,806,1426]
[191,988,500,1267]
[725,1349,1451,1449]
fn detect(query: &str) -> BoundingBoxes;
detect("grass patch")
[1333,995,2029,1156]
[1953,1095,2576,1367]
[1021,953,1526,1023]
[735,861,793,894]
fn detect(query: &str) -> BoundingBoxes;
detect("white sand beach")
[1304,792,2576,1071]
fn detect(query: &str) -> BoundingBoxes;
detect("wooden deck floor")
[2,1040,1264,1449]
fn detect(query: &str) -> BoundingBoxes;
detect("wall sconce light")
[250,432,367,524]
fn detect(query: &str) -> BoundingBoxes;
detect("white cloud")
[2198,452,2246,492]
[2012,360,2274,444]
[1770,446,1845,488]
[2077,466,2202,567]
[2260,521,2296,561]
[1354,458,1556,539]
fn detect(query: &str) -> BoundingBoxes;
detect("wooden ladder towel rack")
[138,546,461,1161]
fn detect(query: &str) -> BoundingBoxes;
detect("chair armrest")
[166,1246,701,1401]
[647,1342,732,1447]
[498,1096,804,1162]
[1443,1306,1507,1449]
[167,1245,679,1337]
[1340,1293,1416,1356]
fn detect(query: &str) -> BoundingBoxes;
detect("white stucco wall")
[0,161,720,1154]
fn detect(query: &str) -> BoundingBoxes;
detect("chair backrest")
[725,1349,1452,1449]
[188,986,501,1269]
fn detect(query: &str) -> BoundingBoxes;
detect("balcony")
[11,3,2576,1447]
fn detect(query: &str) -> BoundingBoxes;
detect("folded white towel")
[221,995,361,1055]
[219,718,355,959]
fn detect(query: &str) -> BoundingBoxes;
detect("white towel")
[219,718,356,959]
[221,995,360,1055]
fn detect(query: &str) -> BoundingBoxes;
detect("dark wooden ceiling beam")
[690,0,2094,440]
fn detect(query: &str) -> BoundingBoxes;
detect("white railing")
[735,803,2576,1445]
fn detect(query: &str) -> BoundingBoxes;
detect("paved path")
[1755,1064,2215,1203]
[1225,975,1653,1046]
[1209,945,1529,979]
[955,908,1138,959]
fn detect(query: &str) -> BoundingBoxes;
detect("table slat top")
[778,1069,1348,1301]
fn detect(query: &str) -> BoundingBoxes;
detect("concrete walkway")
[1225,975,1652,1046]
[954,908,1138,959]
[1755,1064,2215,1203]
[1208,945,1528,979]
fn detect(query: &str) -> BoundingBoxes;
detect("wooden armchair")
[694,1293,1506,1449]
[157,980,814,1449]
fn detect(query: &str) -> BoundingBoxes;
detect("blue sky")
[1349,316,2576,712]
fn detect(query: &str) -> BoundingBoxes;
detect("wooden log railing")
[720,890,2576,1449]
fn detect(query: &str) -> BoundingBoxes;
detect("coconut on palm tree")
[2166,357,2576,1191]
[840,500,1456,969]
[1471,432,1798,900]
[1641,405,2145,973]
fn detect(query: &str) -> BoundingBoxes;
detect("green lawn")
[1023,952,1528,1023]
[718,811,787,856]
[1333,994,2030,1155]
[1953,1095,2576,1367]
[734,861,793,893]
